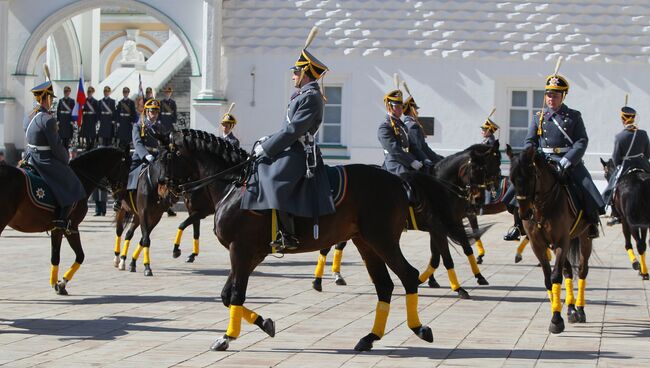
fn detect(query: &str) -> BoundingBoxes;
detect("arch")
[15,0,200,77]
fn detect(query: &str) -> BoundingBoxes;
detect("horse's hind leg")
[135,208,164,277]
[220,272,275,338]
[636,228,648,280]
[515,236,529,263]
[562,257,578,323]
[313,246,331,292]
[468,214,485,264]
[55,231,85,296]
[332,241,347,286]
[172,211,199,259]
[119,217,139,271]
[621,219,640,270]
[186,217,203,263]
[461,240,489,285]
[113,208,127,267]
[575,236,593,322]
[49,231,65,295]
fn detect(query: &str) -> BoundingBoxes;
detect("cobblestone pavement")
[0,211,649,367]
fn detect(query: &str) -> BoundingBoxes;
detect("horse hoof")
[567,305,578,324]
[334,273,347,286]
[632,261,640,270]
[456,287,471,299]
[642,273,650,281]
[210,335,231,351]
[172,245,181,259]
[476,275,489,285]
[477,255,484,264]
[576,307,587,323]
[354,333,379,352]
[514,253,523,263]
[312,278,322,292]
[129,262,136,273]
[118,259,126,271]
[428,276,440,288]
[113,255,120,268]
[549,313,565,334]
[412,325,433,343]
[54,282,68,296]
[186,253,196,263]
[262,318,275,337]
[144,267,153,277]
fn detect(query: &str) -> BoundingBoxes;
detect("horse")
[171,187,215,263]
[158,129,477,352]
[509,146,592,333]
[601,158,650,279]
[312,241,348,291]
[0,147,130,295]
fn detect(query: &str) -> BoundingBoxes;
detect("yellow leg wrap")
[332,249,343,273]
[640,253,648,275]
[193,238,200,255]
[516,237,529,255]
[50,265,59,286]
[627,248,638,263]
[120,239,131,257]
[551,283,562,312]
[132,244,143,261]
[476,239,485,257]
[547,289,553,303]
[225,305,243,338]
[418,264,435,284]
[242,306,259,325]
[63,262,81,281]
[576,279,586,307]
[447,268,460,291]
[114,236,122,254]
[371,301,390,337]
[546,247,553,261]
[314,254,326,278]
[405,293,421,329]
[174,229,183,245]
[467,254,481,275]
[143,247,151,265]
[564,278,575,305]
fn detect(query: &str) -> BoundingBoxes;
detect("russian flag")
[71,69,86,127]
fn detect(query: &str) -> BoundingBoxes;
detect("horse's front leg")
[575,236,593,323]
[132,207,164,276]
[621,218,640,271]
[50,230,65,295]
[635,227,649,280]
[548,237,568,334]
[55,230,85,296]
[467,213,485,264]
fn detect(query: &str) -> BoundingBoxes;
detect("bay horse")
[601,158,650,279]
[162,129,446,352]
[0,147,130,295]
[509,146,592,333]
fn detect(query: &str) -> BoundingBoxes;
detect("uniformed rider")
[403,88,443,170]
[523,73,605,238]
[481,119,499,146]
[221,111,240,148]
[127,99,166,191]
[241,28,335,251]
[24,81,86,231]
[602,105,650,225]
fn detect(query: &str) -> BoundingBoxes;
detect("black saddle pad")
[325,165,348,207]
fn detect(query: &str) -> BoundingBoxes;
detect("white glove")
[559,157,571,169]
[145,154,154,163]
[257,135,269,143]
[253,144,265,158]
[410,160,423,170]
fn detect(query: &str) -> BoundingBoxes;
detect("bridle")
[515,157,562,228]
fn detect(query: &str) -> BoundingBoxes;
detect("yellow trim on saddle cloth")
[409,207,419,230]
[270,209,279,253]
[569,210,583,236]
[129,191,137,212]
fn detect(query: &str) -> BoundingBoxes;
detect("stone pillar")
[197,0,223,99]
[0,0,9,97]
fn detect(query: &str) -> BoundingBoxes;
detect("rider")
[403,88,443,171]
[602,104,650,225]
[241,28,335,251]
[523,72,605,238]
[221,110,240,148]
[378,89,423,177]
[24,81,86,231]
[127,99,167,191]
[481,118,499,146]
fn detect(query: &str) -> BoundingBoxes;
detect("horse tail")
[621,173,650,227]
[567,237,581,278]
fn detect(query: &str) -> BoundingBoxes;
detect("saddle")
[18,165,57,212]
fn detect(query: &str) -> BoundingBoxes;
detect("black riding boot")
[52,205,72,232]
[271,211,299,251]
[504,211,523,241]
[587,210,600,239]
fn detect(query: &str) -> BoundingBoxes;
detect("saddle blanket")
[488,175,508,204]
[326,165,348,207]
[19,167,57,211]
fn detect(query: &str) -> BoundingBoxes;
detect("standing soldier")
[116,87,137,152]
[80,86,99,151]
[160,86,177,133]
[56,86,75,149]
[402,81,443,171]
[145,87,154,100]
[221,103,240,148]
[98,86,116,147]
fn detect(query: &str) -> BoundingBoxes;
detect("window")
[319,86,342,144]
[509,89,544,149]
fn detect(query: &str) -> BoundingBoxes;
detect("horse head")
[509,145,538,220]
[465,140,502,196]
[601,157,615,181]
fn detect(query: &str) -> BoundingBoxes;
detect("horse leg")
[49,231,65,295]
[332,241,347,286]
[437,233,470,299]
[419,238,441,288]
[563,257,578,323]
[138,209,164,277]
[468,214,485,264]
[313,246,331,292]
[636,228,648,280]
[515,236,529,263]
[461,241,489,285]
[186,217,203,263]
[530,237,557,331]
[220,272,275,338]
[172,211,198,259]
[55,231,85,296]
[114,208,127,267]
[621,218,639,270]
[548,240,567,334]
[120,217,139,271]
[575,236,593,322]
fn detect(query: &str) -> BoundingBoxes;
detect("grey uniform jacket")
[378,114,417,178]
[127,118,163,190]
[404,115,444,164]
[116,98,137,141]
[80,97,99,139]
[56,97,75,140]
[612,127,650,171]
[24,107,86,206]
[223,132,240,148]
[98,97,117,139]
[241,81,335,217]
[482,134,497,146]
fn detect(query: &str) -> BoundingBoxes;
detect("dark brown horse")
[0,147,130,294]
[510,146,592,333]
[601,158,650,279]
[162,129,452,352]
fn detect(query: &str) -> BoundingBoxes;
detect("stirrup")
[51,220,75,235]
[606,217,620,226]
[503,226,521,241]
[270,231,299,252]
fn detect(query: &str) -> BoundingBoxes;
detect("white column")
[90,8,101,86]
[197,0,223,99]
[0,0,9,97]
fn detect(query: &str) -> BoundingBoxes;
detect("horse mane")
[174,129,249,166]
[435,143,492,178]
[70,147,122,168]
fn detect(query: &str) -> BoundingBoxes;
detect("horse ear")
[505,144,514,159]
[599,157,607,167]
[493,139,500,151]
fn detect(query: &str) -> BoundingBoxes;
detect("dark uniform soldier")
[602,105,650,224]
[160,86,177,133]
[145,87,154,101]
[481,118,499,146]
[221,105,240,148]
[56,86,75,149]
[80,86,99,150]
[378,89,423,177]
[241,29,335,251]
[116,87,137,152]
[523,73,605,238]
[402,85,443,170]
[24,81,85,231]
[127,99,166,190]
[98,86,117,147]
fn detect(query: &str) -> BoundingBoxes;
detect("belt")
[27,144,51,151]
[161,112,172,115]
[101,112,112,115]
[120,113,130,116]
[383,148,409,154]
[542,147,570,154]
